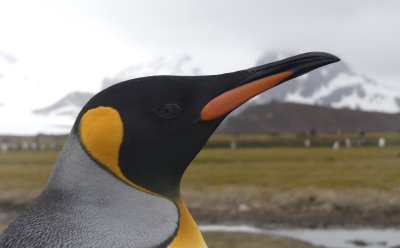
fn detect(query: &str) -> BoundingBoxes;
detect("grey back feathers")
[0,134,179,248]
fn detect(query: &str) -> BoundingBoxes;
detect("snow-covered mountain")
[254,52,400,113]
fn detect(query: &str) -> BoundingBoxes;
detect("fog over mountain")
[1,52,399,134]
[0,51,17,65]
[31,56,202,124]
[33,92,94,117]
[102,55,201,90]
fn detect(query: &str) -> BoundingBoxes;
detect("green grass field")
[1,146,399,193]
[1,145,399,247]
[185,147,400,190]
[0,151,57,192]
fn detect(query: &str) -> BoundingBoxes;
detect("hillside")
[219,101,400,134]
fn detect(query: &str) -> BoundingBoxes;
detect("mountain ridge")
[253,52,400,113]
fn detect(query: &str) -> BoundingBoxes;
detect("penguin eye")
[155,102,182,119]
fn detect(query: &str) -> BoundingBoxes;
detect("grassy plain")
[0,151,57,192]
[1,146,399,193]
[185,147,400,190]
[0,142,399,247]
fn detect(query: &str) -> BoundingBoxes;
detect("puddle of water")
[271,228,400,248]
[200,225,400,248]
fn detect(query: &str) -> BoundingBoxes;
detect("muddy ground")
[0,191,321,248]
[185,187,400,228]
[3,188,400,248]
[2,187,400,230]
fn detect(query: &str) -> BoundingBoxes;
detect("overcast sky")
[0,0,399,98]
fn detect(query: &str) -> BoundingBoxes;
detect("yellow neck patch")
[168,199,208,248]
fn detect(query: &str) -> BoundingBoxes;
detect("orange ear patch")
[80,106,124,176]
[79,106,158,196]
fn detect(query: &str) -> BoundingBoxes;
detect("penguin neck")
[47,133,206,247]
[168,198,208,248]
[21,135,182,247]
[45,133,178,215]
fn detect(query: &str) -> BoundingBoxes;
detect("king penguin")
[0,52,339,248]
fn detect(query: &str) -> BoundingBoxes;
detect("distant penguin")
[0,52,339,247]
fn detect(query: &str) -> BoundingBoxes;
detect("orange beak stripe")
[200,71,293,121]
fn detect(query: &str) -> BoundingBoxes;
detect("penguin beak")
[200,52,340,121]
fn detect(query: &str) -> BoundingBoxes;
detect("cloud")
[77,0,400,79]
[1,0,399,85]
[0,51,17,64]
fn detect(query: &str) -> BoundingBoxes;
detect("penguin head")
[74,52,339,199]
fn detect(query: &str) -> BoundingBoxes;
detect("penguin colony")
[0,52,339,248]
